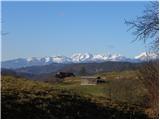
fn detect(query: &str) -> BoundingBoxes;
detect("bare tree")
[125,1,159,118]
[125,1,159,54]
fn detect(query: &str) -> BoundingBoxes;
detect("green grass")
[97,70,138,80]
[52,70,147,105]
[1,70,149,118]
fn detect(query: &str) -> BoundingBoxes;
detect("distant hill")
[10,61,142,82]
[1,68,18,76]
[57,61,141,75]
[15,61,140,75]
[1,68,36,79]
[15,63,68,75]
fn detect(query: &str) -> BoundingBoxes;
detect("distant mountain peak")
[71,53,93,63]
[2,52,158,69]
[135,52,158,61]
[51,56,72,63]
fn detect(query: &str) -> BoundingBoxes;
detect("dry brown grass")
[137,60,159,118]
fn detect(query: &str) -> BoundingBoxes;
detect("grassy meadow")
[1,70,150,119]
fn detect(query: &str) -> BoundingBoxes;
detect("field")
[1,70,149,118]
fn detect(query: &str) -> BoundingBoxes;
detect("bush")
[137,60,159,118]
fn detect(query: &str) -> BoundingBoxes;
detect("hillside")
[15,63,67,75]
[10,61,142,82]
[57,61,140,75]
[15,61,141,76]
[2,71,149,119]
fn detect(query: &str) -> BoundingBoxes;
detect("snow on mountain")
[51,56,72,63]
[107,54,127,61]
[70,53,128,63]
[93,54,109,61]
[26,57,41,63]
[1,52,158,69]
[135,52,158,61]
[92,54,130,62]
[71,53,94,63]
[27,56,72,64]
[40,57,52,63]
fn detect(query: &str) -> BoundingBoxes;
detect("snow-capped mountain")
[51,56,72,63]
[93,54,108,60]
[71,53,94,63]
[26,56,72,64]
[71,53,131,63]
[135,52,158,61]
[92,54,130,62]
[2,52,158,69]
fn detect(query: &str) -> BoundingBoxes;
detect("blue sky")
[2,1,149,60]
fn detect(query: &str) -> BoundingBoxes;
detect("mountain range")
[2,52,158,69]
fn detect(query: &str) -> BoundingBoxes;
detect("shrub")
[137,60,159,118]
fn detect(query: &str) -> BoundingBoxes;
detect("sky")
[2,1,150,61]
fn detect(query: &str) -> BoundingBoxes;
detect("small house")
[80,76,106,85]
[81,76,97,85]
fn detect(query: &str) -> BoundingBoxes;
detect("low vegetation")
[2,70,151,119]
[137,61,159,118]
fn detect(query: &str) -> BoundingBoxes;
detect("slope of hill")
[1,68,18,76]
[29,61,143,82]
[135,52,158,61]
[15,63,68,75]
[57,61,140,75]
[15,61,141,76]
[2,74,148,119]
